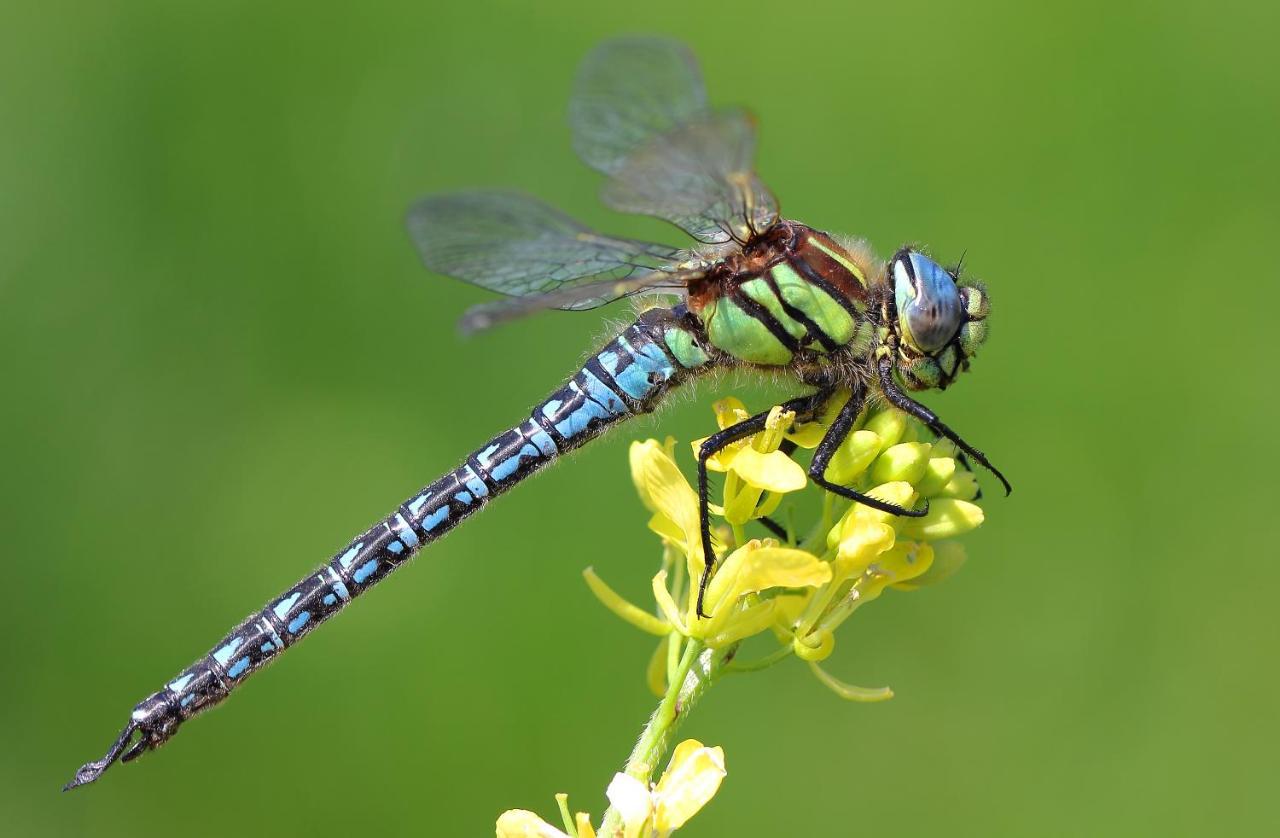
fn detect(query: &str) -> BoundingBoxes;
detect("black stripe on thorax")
[763,272,841,352]
[729,282,802,352]
[788,255,863,321]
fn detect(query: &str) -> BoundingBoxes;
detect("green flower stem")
[724,643,794,673]
[599,637,730,834]
[798,493,842,556]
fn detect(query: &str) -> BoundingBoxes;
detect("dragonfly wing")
[570,36,707,174]
[406,190,683,302]
[570,37,779,244]
[457,266,702,335]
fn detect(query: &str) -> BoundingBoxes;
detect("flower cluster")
[589,392,985,699]
[496,393,988,836]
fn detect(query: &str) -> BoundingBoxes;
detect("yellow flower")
[604,740,727,837]
[496,794,596,838]
[691,398,806,525]
[496,742,725,838]
[602,398,990,703]
[613,433,829,648]
[652,539,831,647]
[629,437,705,560]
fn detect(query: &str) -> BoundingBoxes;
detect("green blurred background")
[3,0,1278,834]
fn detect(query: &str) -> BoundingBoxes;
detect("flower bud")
[914,456,957,497]
[863,408,907,452]
[825,429,881,485]
[869,442,932,485]
[896,498,984,540]
[941,470,980,501]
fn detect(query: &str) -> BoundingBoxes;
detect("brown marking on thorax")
[685,220,871,314]
[792,229,872,307]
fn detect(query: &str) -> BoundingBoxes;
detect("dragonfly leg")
[755,515,788,540]
[807,383,930,516]
[876,359,1012,495]
[695,392,825,618]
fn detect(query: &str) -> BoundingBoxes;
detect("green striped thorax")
[687,223,873,368]
[888,248,990,391]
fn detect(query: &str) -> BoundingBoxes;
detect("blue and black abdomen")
[65,307,716,789]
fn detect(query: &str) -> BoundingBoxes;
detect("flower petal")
[808,661,894,702]
[729,447,807,493]
[835,522,897,574]
[633,443,702,559]
[583,568,671,636]
[711,397,750,430]
[495,810,571,838]
[722,481,765,526]
[647,511,686,550]
[646,637,669,697]
[785,420,827,449]
[872,540,935,587]
[704,600,777,648]
[605,773,654,838]
[892,541,967,590]
[703,543,831,614]
[691,436,744,472]
[651,570,689,636]
[653,740,727,833]
[629,439,675,512]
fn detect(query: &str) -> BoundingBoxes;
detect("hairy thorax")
[685,221,881,371]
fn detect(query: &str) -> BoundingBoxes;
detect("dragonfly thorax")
[687,221,875,368]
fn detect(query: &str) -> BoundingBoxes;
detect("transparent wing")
[570,36,707,174]
[570,36,778,244]
[456,266,702,335]
[405,190,686,312]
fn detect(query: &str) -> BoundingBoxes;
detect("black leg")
[755,516,788,540]
[807,383,930,517]
[877,359,1012,495]
[694,392,824,617]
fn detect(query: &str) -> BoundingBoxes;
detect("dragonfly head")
[888,248,989,391]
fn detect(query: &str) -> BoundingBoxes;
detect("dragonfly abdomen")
[66,307,716,789]
[694,224,876,367]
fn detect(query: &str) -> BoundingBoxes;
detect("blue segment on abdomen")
[617,332,676,399]
[547,381,613,440]
[212,637,243,667]
[578,368,629,416]
[471,420,559,490]
[492,443,540,481]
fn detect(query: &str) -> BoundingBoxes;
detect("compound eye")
[893,251,963,354]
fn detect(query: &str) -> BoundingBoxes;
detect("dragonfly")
[66,36,1010,790]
